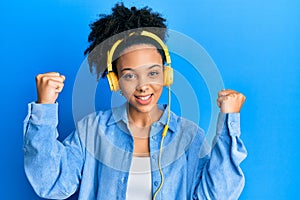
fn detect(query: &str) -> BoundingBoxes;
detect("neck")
[127,104,162,128]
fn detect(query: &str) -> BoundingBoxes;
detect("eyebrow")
[120,64,162,72]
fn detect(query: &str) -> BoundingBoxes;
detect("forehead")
[117,44,163,69]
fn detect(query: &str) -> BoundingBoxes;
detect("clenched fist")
[36,72,66,104]
[217,89,246,113]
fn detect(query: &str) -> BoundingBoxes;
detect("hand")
[36,72,66,104]
[217,89,246,113]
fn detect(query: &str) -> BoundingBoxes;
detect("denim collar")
[107,103,177,133]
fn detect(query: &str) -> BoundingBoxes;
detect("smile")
[136,94,151,100]
[134,94,153,105]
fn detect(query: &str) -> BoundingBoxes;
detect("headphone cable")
[153,85,171,200]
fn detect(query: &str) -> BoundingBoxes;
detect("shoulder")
[169,111,206,146]
[163,111,209,160]
[170,111,205,135]
[76,108,113,129]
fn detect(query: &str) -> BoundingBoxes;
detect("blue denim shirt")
[23,102,247,200]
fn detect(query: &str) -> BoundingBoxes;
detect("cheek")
[153,84,163,95]
[119,80,137,97]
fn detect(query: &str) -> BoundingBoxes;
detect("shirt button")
[192,194,198,199]
[151,155,156,160]
[122,177,127,183]
[154,181,159,186]
[151,136,156,141]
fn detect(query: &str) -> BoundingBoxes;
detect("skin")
[116,45,165,156]
[36,72,65,104]
[35,44,246,156]
[117,45,164,126]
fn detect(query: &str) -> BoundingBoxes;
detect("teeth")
[138,95,151,100]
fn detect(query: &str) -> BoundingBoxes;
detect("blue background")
[0,0,299,199]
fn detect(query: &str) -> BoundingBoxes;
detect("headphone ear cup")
[163,66,173,86]
[107,72,120,92]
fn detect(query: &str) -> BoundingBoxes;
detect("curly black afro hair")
[84,3,168,80]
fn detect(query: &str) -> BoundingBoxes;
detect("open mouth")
[134,94,153,105]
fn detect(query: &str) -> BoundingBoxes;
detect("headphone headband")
[106,30,171,73]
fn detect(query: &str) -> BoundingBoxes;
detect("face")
[116,44,164,114]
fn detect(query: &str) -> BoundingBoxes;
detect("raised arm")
[195,89,247,199]
[23,73,84,199]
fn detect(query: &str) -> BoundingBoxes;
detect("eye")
[123,73,137,80]
[148,71,159,78]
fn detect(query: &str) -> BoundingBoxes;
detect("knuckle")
[218,90,225,96]
[45,78,51,83]
[49,72,59,76]
[41,76,48,82]
[36,74,43,81]
[46,79,55,86]
[242,95,246,102]
[238,93,245,99]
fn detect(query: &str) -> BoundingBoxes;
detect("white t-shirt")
[126,156,152,200]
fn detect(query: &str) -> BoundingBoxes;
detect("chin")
[131,103,157,113]
[128,97,159,113]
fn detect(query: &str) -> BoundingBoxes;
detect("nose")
[136,76,149,93]
[136,82,149,93]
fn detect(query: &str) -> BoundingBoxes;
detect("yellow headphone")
[106,30,173,92]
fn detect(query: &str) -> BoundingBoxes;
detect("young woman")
[23,3,247,200]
